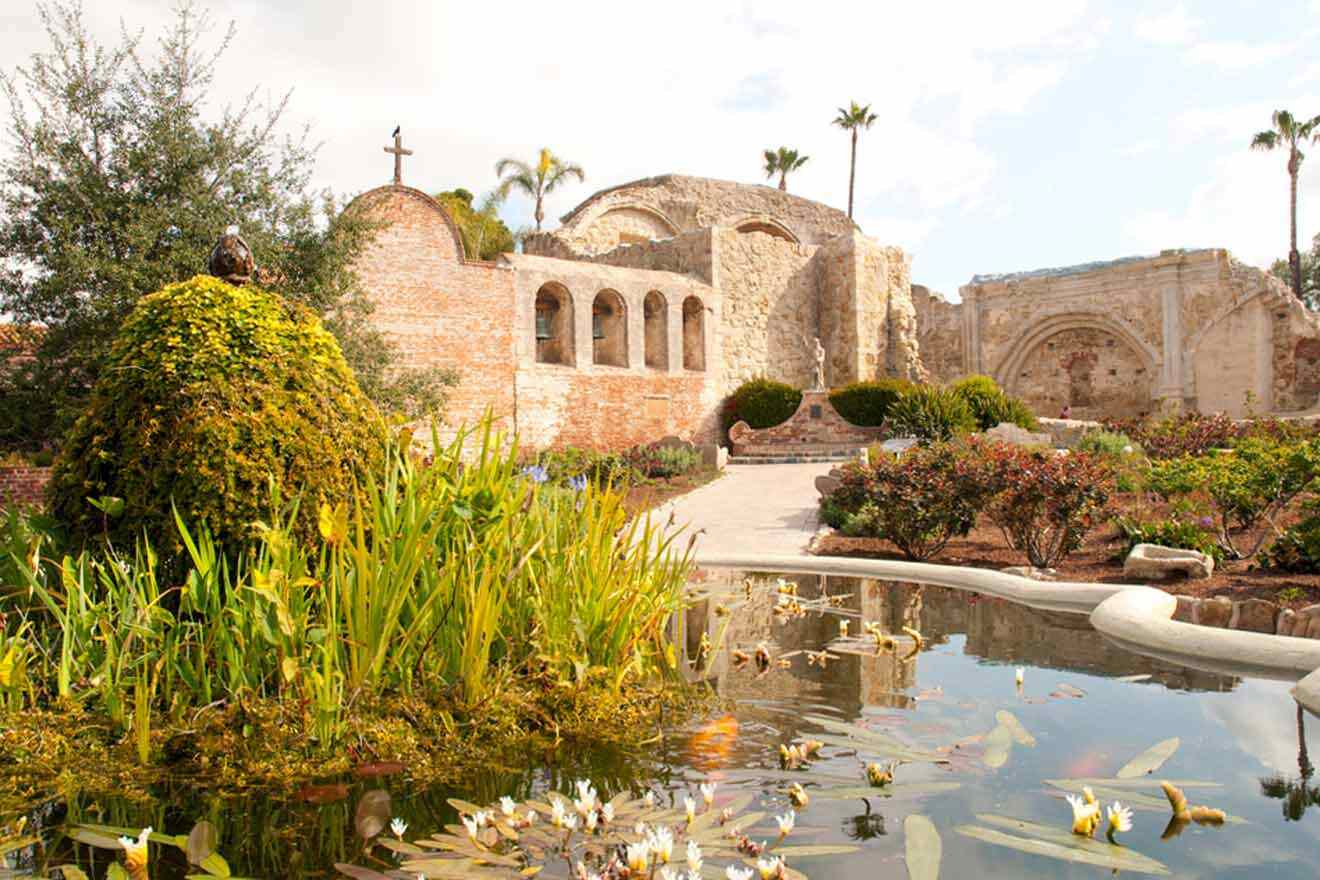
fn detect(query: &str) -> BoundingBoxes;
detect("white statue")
[803,334,826,390]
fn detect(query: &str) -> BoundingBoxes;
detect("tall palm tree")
[494,148,585,231]
[763,147,809,192]
[1251,110,1320,299]
[833,101,877,219]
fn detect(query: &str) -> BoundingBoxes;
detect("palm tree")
[763,147,809,192]
[1251,110,1320,299]
[494,148,585,231]
[833,101,877,219]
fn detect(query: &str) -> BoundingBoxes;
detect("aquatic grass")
[0,417,694,753]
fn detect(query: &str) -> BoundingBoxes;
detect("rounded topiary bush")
[50,275,385,554]
[723,377,803,431]
[829,378,915,427]
[949,374,1039,432]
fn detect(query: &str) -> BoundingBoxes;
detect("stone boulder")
[1123,543,1215,581]
[815,473,842,497]
[983,422,1054,448]
[1197,596,1234,628]
[879,437,920,455]
[1230,598,1279,633]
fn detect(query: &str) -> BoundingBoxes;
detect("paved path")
[657,462,836,558]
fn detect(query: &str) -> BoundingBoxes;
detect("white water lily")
[563,814,578,831]
[839,619,849,638]
[726,867,754,880]
[1015,667,1024,687]
[644,790,656,807]
[684,795,697,824]
[660,868,678,880]
[627,841,650,873]
[649,826,675,863]
[525,809,538,825]
[700,782,717,806]
[635,819,647,835]
[499,796,517,817]
[390,817,408,839]
[686,839,703,872]
[601,802,615,823]
[1106,801,1133,841]
[775,811,795,836]
[757,856,784,879]
[551,799,567,827]
[575,779,598,809]
[1066,793,1100,836]
[585,810,598,832]
[119,826,151,872]
[461,815,480,840]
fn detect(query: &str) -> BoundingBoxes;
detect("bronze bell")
[207,225,255,285]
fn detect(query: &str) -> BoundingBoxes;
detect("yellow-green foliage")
[49,275,384,553]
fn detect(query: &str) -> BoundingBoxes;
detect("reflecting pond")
[8,569,1320,878]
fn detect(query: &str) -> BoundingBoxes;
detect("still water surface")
[12,570,1320,878]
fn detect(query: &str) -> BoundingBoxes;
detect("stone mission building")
[348,145,1320,448]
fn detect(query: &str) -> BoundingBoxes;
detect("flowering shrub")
[983,445,1114,568]
[1146,438,1320,558]
[823,441,995,560]
[1102,412,1237,460]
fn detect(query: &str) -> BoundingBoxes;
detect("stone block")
[1198,596,1233,628]
[1277,608,1298,637]
[1001,565,1057,580]
[1123,543,1215,581]
[983,422,1054,447]
[699,443,726,471]
[880,437,920,455]
[1172,595,1198,623]
[1231,598,1279,633]
[815,474,842,497]
[656,435,696,452]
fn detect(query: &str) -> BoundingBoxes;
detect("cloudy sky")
[4,0,1319,297]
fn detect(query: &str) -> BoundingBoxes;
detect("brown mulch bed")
[814,510,1320,612]
[622,468,721,518]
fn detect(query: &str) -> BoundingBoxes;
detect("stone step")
[728,452,860,465]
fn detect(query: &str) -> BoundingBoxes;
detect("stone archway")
[996,314,1158,420]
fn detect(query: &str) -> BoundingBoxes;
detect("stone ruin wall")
[911,285,965,384]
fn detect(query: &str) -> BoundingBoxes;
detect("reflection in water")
[13,569,1320,879]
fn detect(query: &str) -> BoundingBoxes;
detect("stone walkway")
[656,462,836,559]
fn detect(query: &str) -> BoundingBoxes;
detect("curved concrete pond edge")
[695,552,1320,716]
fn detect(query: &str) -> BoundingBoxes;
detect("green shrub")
[536,447,633,486]
[982,444,1114,568]
[1114,514,1224,561]
[828,378,915,427]
[1263,505,1320,573]
[949,374,1039,432]
[1147,438,1320,558]
[888,385,977,443]
[830,441,996,560]
[645,446,702,479]
[1103,412,1236,460]
[724,377,803,431]
[1076,430,1140,457]
[48,275,385,555]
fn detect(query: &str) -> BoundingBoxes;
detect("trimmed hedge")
[949,374,1039,431]
[50,275,385,554]
[723,377,803,431]
[828,378,915,427]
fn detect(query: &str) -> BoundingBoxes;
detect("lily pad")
[955,820,1169,876]
[1116,737,1180,778]
[816,782,962,800]
[982,723,1013,769]
[904,814,941,880]
[994,710,1036,747]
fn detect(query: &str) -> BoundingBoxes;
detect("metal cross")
[383,131,413,185]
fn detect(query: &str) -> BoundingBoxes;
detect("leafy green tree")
[832,101,877,219]
[0,1,450,448]
[1251,109,1320,299]
[436,188,514,260]
[1272,232,1320,308]
[763,147,810,192]
[495,148,585,231]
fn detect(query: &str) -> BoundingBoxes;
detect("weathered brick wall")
[728,391,885,453]
[911,285,964,384]
[0,466,50,508]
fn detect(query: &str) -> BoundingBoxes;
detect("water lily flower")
[563,814,578,831]
[727,867,754,880]
[585,810,598,833]
[775,812,795,837]
[461,814,481,840]
[1015,667,1024,687]
[650,826,675,863]
[1106,802,1133,842]
[575,778,598,807]
[660,868,678,880]
[627,841,651,874]
[756,856,784,879]
[839,619,849,638]
[525,810,537,825]
[644,790,656,807]
[118,827,151,874]
[551,799,567,827]
[685,795,697,824]
[390,817,408,839]
[635,819,647,835]
[787,783,808,808]
[474,810,491,828]
[1066,793,1100,836]
[499,796,516,817]
[687,839,704,872]
[601,802,615,823]
[701,782,717,806]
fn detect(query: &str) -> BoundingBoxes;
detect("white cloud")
[1134,4,1202,46]
[1184,40,1295,70]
